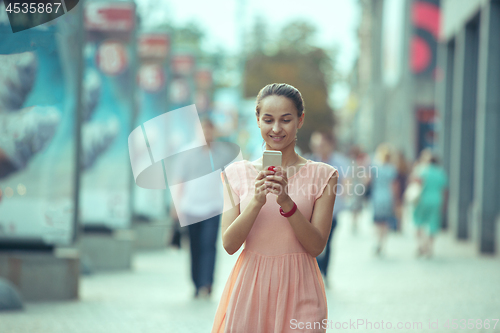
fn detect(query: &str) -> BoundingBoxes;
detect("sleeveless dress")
[212,159,338,333]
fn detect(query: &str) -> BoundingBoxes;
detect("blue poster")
[132,33,170,220]
[79,1,135,229]
[0,6,81,245]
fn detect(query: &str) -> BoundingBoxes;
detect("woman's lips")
[270,135,285,142]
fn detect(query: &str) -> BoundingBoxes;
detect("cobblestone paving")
[1,209,499,333]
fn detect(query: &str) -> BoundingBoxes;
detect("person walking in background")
[170,116,232,299]
[412,153,448,258]
[349,145,371,233]
[369,144,398,256]
[404,149,433,231]
[393,151,409,232]
[309,130,350,287]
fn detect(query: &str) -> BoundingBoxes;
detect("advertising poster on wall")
[410,0,440,77]
[0,6,82,245]
[80,1,136,230]
[132,33,169,220]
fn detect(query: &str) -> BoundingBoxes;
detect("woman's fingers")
[265,175,287,188]
[265,181,284,194]
[255,178,265,186]
[256,169,275,180]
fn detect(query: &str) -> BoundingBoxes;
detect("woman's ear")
[298,113,305,129]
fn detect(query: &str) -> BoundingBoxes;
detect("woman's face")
[257,95,304,150]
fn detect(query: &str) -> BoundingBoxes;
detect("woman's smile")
[270,135,286,142]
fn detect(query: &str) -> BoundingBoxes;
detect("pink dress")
[212,159,338,333]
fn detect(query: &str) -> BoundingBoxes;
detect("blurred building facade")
[437,0,500,253]
[344,0,437,159]
[343,0,500,254]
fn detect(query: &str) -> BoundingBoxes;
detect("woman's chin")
[265,140,291,150]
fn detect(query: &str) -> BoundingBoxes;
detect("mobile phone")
[262,150,282,170]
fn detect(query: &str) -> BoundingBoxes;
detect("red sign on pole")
[84,2,135,32]
[171,54,195,76]
[139,34,170,60]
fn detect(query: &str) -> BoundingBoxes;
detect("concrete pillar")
[448,18,479,240]
[436,40,455,230]
[0,248,79,301]
[78,229,135,271]
[132,219,169,251]
[401,0,416,160]
[436,41,455,185]
[474,0,500,253]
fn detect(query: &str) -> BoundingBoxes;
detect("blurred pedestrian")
[349,145,371,233]
[170,116,230,299]
[309,130,350,287]
[212,83,338,333]
[412,153,448,258]
[393,151,409,232]
[369,144,398,256]
[404,149,432,227]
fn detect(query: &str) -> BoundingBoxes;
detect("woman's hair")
[375,143,392,164]
[429,154,440,165]
[418,148,432,163]
[199,114,215,128]
[255,83,305,117]
[395,151,409,174]
[319,130,335,147]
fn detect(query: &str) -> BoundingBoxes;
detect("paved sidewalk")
[1,209,499,333]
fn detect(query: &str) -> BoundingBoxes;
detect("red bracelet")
[279,202,297,217]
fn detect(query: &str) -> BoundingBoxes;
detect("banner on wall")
[80,1,136,229]
[0,5,82,245]
[132,33,170,221]
[411,0,441,77]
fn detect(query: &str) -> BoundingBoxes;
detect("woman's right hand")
[253,168,275,206]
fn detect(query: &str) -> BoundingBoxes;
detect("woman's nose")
[273,122,281,132]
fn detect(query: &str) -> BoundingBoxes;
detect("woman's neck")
[265,142,299,167]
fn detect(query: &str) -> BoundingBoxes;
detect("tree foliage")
[244,19,337,153]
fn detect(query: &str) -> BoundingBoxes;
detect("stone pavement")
[1,208,499,333]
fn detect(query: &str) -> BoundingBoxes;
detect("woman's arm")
[279,171,338,257]
[221,169,272,255]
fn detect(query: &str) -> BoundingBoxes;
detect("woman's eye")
[283,120,291,123]
[264,119,272,123]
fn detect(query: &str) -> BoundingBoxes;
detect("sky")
[137,0,361,107]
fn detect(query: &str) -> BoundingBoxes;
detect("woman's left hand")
[265,166,291,206]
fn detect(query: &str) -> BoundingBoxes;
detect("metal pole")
[72,0,85,244]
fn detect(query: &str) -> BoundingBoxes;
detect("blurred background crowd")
[0,0,499,331]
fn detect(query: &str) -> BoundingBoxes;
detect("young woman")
[412,154,448,258]
[369,144,397,256]
[212,83,338,333]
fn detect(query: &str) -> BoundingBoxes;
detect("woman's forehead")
[260,95,297,114]
[260,95,295,112]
